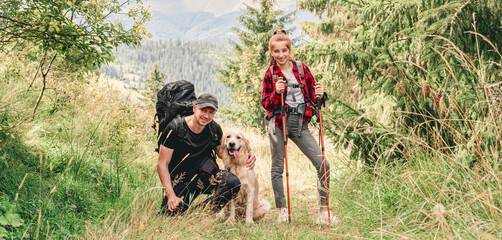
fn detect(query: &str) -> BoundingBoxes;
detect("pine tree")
[217,0,296,129]
[296,0,502,166]
[144,63,166,103]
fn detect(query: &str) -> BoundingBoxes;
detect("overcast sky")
[145,0,297,17]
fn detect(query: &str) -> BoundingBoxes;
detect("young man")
[157,93,256,213]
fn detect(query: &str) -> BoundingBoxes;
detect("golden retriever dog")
[217,129,270,224]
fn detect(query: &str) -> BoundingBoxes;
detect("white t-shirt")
[285,74,305,108]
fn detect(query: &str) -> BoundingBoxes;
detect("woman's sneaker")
[316,211,338,225]
[277,208,289,223]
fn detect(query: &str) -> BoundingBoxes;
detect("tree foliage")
[0,0,151,70]
[216,0,295,129]
[1,0,151,116]
[144,63,165,103]
[297,0,502,166]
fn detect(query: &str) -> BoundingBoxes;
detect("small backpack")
[153,80,218,152]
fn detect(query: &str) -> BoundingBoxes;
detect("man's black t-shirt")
[158,117,222,182]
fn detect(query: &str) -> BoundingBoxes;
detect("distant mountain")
[144,0,317,45]
[148,10,241,45]
[101,40,233,107]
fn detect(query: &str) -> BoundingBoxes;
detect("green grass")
[81,126,502,239]
[0,53,156,239]
[1,51,502,239]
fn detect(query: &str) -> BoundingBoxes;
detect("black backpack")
[153,80,218,152]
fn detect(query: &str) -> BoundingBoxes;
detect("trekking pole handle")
[316,99,322,122]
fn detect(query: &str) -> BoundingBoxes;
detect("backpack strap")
[296,60,311,101]
[173,117,184,140]
[155,116,181,153]
[171,117,219,173]
[174,116,219,149]
[269,66,278,83]
[295,61,306,86]
[205,121,220,160]
[207,121,219,148]
[294,61,320,121]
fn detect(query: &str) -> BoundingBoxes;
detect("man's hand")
[167,193,183,211]
[247,151,256,170]
[158,146,180,211]
[314,83,324,99]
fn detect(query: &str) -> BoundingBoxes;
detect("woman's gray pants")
[268,114,330,208]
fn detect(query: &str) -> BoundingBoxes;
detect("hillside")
[101,39,232,107]
[0,52,347,239]
[2,0,502,239]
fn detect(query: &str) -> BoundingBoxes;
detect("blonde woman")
[261,29,333,225]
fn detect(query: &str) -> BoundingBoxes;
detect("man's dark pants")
[160,169,240,213]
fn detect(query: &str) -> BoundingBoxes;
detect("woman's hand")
[275,77,286,94]
[314,83,324,99]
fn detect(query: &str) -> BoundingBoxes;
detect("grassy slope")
[1,52,501,239]
[0,53,157,239]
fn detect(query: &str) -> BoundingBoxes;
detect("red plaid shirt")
[261,60,322,129]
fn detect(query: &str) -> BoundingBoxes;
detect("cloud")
[146,0,295,17]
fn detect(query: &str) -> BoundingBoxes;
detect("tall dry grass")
[83,120,349,239]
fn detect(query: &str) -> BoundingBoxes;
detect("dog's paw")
[245,218,254,225]
[224,218,235,225]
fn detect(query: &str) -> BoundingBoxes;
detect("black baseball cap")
[195,93,218,110]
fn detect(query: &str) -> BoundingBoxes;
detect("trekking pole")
[280,92,292,223]
[317,98,330,222]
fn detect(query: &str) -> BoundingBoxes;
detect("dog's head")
[222,129,250,166]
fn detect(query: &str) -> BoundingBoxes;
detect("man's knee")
[222,171,241,190]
